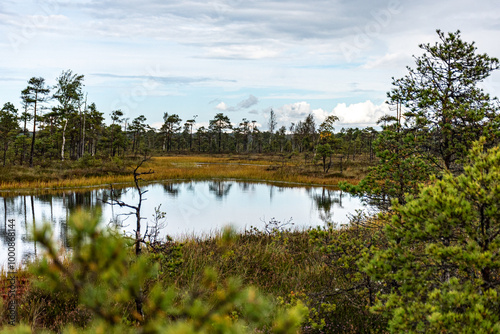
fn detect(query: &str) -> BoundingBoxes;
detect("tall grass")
[165,227,333,296]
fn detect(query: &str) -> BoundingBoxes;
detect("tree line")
[0,75,379,167]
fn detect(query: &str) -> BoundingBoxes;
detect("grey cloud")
[237,94,258,109]
[55,0,406,47]
[14,0,500,48]
[91,73,235,85]
[47,0,500,66]
[219,94,259,112]
[209,98,222,105]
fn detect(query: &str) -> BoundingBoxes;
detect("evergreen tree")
[109,109,124,156]
[23,77,50,167]
[343,115,433,208]
[129,115,147,154]
[209,113,232,153]
[364,140,500,333]
[315,115,340,173]
[0,102,20,166]
[161,113,182,151]
[388,30,500,173]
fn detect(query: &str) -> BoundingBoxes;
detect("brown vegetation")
[0,153,372,192]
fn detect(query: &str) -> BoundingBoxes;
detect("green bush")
[308,213,389,333]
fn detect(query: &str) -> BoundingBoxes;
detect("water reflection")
[163,183,180,197]
[0,180,371,268]
[238,182,256,192]
[208,181,233,199]
[311,189,344,223]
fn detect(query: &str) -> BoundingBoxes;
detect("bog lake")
[0,180,374,267]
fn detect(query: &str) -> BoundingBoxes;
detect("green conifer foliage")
[342,117,434,208]
[364,140,500,333]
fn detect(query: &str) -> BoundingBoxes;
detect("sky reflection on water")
[0,180,372,268]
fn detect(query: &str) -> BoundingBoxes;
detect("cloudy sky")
[1,0,499,130]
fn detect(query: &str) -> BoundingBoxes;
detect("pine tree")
[23,77,50,167]
[388,30,500,173]
[364,139,500,333]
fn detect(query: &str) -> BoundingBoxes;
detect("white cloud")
[332,100,390,126]
[269,100,391,131]
[278,101,312,122]
[150,121,163,130]
[204,45,281,60]
[361,52,410,69]
[216,102,227,111]
[271,101,326,129]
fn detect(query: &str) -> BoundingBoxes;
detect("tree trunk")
[81,113,86,157]
[3,144,7,167]
[29,98,38,168]
[61,119,68,161]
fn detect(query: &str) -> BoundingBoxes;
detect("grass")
[0,222,386,332]
[168,227,333,296]
[0,153,372,193]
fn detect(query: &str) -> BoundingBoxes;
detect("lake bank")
[0,154,370,192]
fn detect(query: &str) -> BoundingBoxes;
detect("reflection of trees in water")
[162,183,180,197]
[59,191,101,249]
[0,190,106,265]
[0,197,21,248]
[100,187,131,229]
[0,190,107,266]
[311,188,344,223]
[31,196,36,257]
[63,191,99,210]
[100,187,126,204]
[1,197,8,245]
[37,194,53,204]
[361,195,389,212]
[21,196,29,243]
[238,182,255,192]
[209,181,233,199]
[303,186,313,195]
[186,181,195,193]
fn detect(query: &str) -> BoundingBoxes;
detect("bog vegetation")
[1,30,500,333]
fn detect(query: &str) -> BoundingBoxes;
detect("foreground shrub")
[309,212,389,333]
[1,209,307,333]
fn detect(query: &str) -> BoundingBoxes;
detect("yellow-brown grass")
[0,154,366,193]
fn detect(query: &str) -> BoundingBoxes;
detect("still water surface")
[0,180,372,267]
